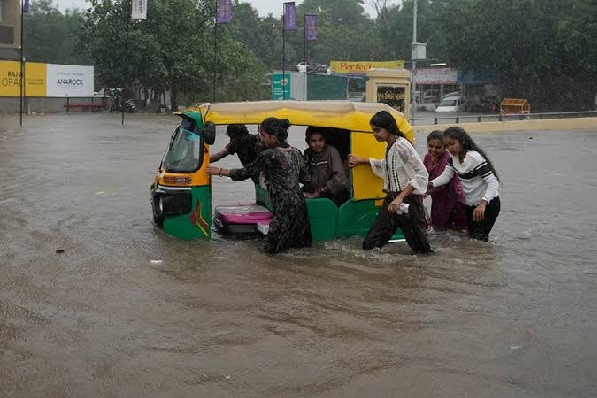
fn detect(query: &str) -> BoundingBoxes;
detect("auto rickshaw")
[150,100,414,242]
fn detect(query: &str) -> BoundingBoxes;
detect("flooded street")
[1,113,596,397]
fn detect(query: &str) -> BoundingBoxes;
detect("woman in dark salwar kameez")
[207,118,312,254]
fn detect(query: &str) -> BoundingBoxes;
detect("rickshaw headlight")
[158,196,164,213]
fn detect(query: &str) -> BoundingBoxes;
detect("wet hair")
[305,126,327,144]
[260,117,290,145]
[226,124,249,138]
[369,111,407,139]
[427,130,444,144]
[443,126,500,181]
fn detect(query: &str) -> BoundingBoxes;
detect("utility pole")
[213,0,217,102]
[282,14,285,100]
[19,0,25,126]
[411,0,418,124]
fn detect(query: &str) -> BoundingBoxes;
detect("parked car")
[422,89,440,103]
[441,91,460,100]
[348,93,366,102]
[93,87,122,97]
[435,95,465,112]
[296,62,312,73]
[296,62,329,74]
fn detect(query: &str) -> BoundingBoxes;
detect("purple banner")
[217,0,232,23]
[304,14,318,41]
[23,0,30,13]
[283,2,296,31]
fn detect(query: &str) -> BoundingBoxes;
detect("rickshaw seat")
[214,204,272,225]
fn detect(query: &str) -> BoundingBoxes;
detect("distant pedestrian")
[428,127,500,242]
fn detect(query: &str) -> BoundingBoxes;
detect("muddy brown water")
[1,113,596,397]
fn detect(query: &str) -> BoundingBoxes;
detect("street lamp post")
[411,0,417,124]
[19,0,25,126]
[411,0,427,125]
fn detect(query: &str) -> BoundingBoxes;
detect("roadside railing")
[415,110,597,125]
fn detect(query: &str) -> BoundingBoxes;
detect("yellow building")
[365,68,412,118]
[0,0,20,60]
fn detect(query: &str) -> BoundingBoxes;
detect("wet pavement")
[1,113,596,397]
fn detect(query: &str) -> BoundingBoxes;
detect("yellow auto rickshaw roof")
[186,100,413,141]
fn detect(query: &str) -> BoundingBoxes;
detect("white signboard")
[415,67,458,85]
[46,64,94,97]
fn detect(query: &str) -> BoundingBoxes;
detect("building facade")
[0,0,20,60]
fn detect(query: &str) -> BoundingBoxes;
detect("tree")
[24,0,90,64]
[374,0,442,63]
[227,3,275,69]
[21,0,597,109]
[78,0,269,108]
[299,0,378,64]
[433,0,597,110]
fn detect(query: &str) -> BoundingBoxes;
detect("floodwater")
[1,113,596,397]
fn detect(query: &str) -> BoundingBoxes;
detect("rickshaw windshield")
[163,127,203,173]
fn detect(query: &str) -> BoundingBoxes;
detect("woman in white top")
[349,111,432,253]
[428,126,500,241]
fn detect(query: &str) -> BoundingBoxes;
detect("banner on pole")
[304,14,318,41]
[217,0,232,23]
[23,0,30,13]
[131,0,148,20]
[283,2,296,31]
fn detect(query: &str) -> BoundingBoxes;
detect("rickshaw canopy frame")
[184,100,413,142]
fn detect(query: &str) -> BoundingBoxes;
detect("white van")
[435,94,465,112]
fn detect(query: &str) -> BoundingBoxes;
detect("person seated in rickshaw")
[302,127,350,206]
[210,124,261,182]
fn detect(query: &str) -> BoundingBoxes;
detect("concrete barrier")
[0,97,111,113]
[415,117,597,135]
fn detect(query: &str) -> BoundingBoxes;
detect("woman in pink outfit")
[423,131,467,232]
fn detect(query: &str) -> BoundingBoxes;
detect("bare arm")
[348,155,370,167]
[426,183,448,195]
[206,164,230,177]
[207,150,267,181]
[429,165,454,189]
[388,185,414,213]
[209,148,229,163]
[473,172,499,221]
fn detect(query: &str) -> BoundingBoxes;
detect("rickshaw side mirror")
[202,122,216,145]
